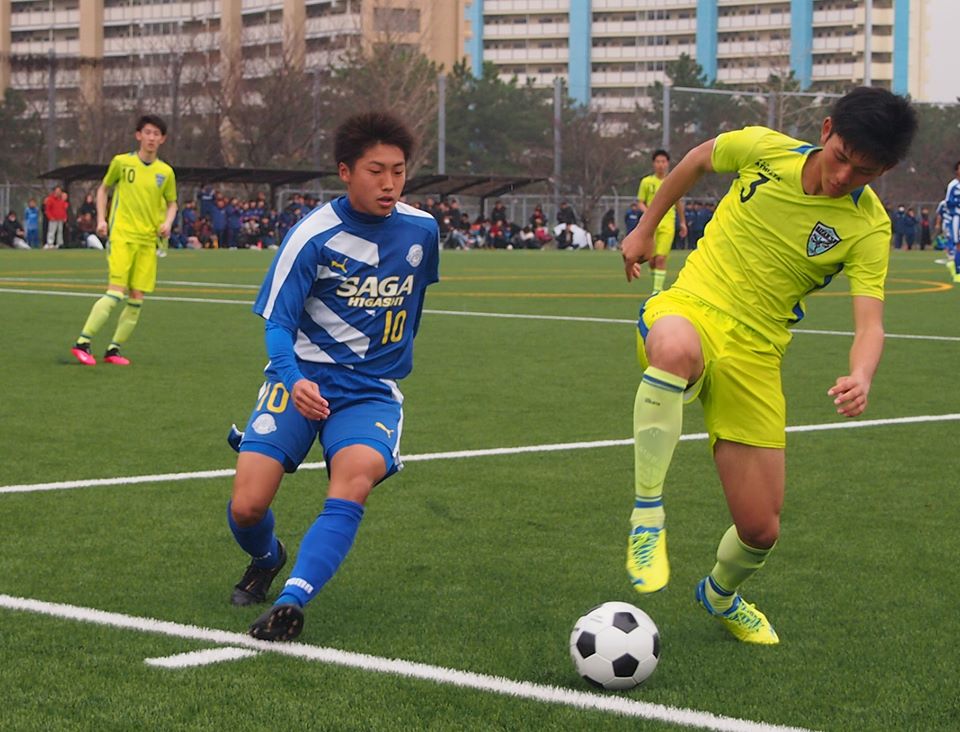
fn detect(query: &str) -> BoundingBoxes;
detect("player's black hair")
[828,87,916,169]
[651,149,670,161]
[954,160,960,172]
[334,111,415,169]
[136,114,167,135]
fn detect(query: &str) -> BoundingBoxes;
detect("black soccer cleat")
[230,540,287,606]
[249,603,304,642]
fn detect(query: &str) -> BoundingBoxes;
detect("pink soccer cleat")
[103,347,130,366]
[71,343,97,366]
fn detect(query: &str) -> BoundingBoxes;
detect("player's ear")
[819,117,833,145]
[337,161,351,184]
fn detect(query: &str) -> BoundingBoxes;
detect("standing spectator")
[225,197,242,248]
[490,200,509,227]
[891,205,908,249]
[44,185,68,248]
[23,198,40,248]
[1,210,30,249]
[625,201,642,236]
[530,204,546,228]
[199,184,216,221]
[181,200,197,239]
[919,206,931,251]
[211,195,227,247]
[902,207,918,250]
[557,200,576,226]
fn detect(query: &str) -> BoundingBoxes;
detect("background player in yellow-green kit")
[637,149,687,294]
[620,87,917,644]
[70,114,178,366]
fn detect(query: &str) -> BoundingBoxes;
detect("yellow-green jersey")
[103,152,177,245]
[672,126,890,352]
[638,174,676,234]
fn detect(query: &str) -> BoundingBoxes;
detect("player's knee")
[230,499,268,527]
[737,518,780,551]
[645,338,699,379]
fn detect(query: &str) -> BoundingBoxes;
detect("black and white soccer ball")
[569,601,660,690]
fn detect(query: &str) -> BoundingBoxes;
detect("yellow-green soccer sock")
[77,291,123,344]
[631,366,686,529]
[652,268,666,293]
[109,298,143,348]
[705,525,775,612]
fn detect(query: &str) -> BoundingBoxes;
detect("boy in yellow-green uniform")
[70,114,178,366]
[637,149,687,294]
[621,87,917,644]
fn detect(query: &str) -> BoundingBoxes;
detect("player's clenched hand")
[621,229,652,282]
[158,223,171,238]
[827,375,869,418]
[292,379,330,420]
[97,220,108,238]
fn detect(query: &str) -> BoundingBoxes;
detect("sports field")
[1,247,958,731]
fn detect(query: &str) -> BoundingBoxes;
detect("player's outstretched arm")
[828,296,884,418]
[621,138,715,281]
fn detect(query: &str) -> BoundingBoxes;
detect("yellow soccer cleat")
[696,577,779,644]
[627,525,669,593]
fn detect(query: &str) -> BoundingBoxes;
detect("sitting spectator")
[75,211,104,249]
[598,208,620,249]
[518,225,537,249]
[533,217,552,247]
[0,210,30,249]
[530,204,546,228]
[196,216,215,248]
[624,201,641,236]
[78,193,97,219]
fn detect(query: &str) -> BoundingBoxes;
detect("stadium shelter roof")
[40,165,546,211]
[40,164,336,190]
[402,173,547,209]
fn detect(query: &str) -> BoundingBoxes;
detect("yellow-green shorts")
[636,288,785,448]
[653,221,675,258]
[108,239,158,293]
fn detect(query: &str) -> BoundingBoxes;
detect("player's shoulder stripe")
[261,203,342,320]
[395,201,436,221]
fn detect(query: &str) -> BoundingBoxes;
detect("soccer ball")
[569,601,660,690]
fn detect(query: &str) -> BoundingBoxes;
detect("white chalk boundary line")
[145,647,259,668]
[0,594,814,732]
[3,413,959,496]
[1,285,957,343]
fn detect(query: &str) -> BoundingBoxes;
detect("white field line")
[144,647,259,668]
[1,285,957,342]
[0,594,814,732]
[3,413,959,496]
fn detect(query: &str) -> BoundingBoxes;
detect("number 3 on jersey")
[382,309,407,344]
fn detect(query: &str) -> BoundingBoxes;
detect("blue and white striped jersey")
[253,195,440,380]
[944,179,960,217]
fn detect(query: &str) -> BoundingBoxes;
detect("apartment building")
[0,0,468,113]
[468,0,917,115]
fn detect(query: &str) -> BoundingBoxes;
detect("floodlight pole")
[662,83,670,150]
[553,77,562,206]
[437,72,446,175]
[47,48,56,170]
[864,0,873,86]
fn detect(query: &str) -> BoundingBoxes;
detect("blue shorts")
[238,363,404,478]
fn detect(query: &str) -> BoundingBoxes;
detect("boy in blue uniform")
[226,112,440,641]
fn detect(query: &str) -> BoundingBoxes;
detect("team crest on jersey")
[252,413,277,435]
[406,244,423,267]
[807,222,841,256]
[155,174,166,188]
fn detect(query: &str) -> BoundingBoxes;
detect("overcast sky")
[921,0,960,102]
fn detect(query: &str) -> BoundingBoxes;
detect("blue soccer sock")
[954,247,960,274]
[274,497,365,608]
[227,502,281,569]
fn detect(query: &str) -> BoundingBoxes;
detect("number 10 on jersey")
[382,309,407,344]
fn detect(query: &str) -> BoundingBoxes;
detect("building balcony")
[305,12,361,37]
[591,43,694,60]
[484,0,568,14]
[10,9,79,32]
[483,22,569,39]
[11,38,79,55]
[717,12,790,32]
[484,46,568,63]
[717,39,792,58]
[103,2,218,24]
[498,71,563,88]
[592,18,697,35]
[593,0,696,10]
